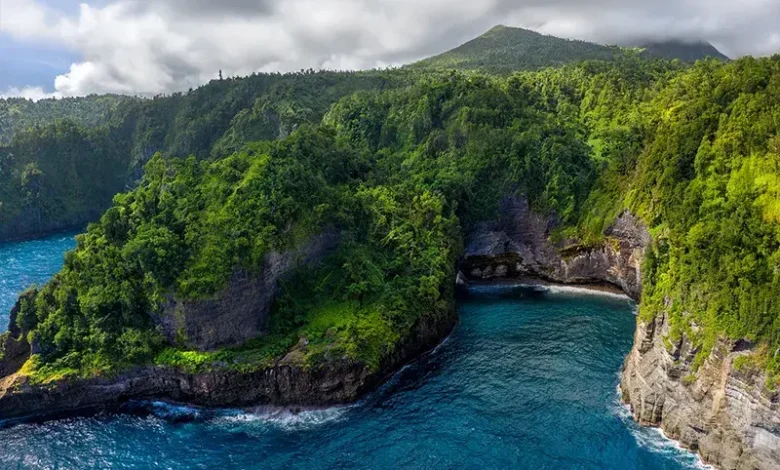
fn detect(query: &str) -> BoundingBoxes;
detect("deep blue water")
[0,234,708,469]
[0,233,77,331]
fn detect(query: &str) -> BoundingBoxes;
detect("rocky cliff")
[461,196,649,300]
[463,195,780,469]
[0,306,456,422]
[0,227,454,421]
[622,312,780,470]
[157,230,340,351]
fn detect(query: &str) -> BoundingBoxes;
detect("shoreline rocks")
[0,307,458,423]
[460,196,648,300]
[621,312,780,470]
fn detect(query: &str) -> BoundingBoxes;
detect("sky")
[1,0,779,99]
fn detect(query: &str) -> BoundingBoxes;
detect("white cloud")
[0,86,59,101]
[1,0,779,97]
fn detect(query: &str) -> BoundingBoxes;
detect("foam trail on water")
[467,281,632,300]
[133,400,349,431]
[532,283,631,300]
[214,405,348,430]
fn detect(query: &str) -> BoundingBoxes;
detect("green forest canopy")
[6,56,780,390]
[0,26,727,242]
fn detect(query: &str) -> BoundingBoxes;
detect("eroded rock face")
[0,305,457,422]
[621,313,780,470]
[156,230,340,351]
[461,196,648,300]
[462,195,780,469]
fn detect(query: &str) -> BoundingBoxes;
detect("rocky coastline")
[459,196,780,470]
[621,311,780,470]
[0,306,457,423]
[1,196,778,470]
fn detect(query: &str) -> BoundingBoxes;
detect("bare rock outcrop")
[621,312,780,470]
[156,230,339,351]
[461,196,648,299]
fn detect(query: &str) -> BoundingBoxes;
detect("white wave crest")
[468,281,632,300]
[612,387,713,469]
[531,283,631,300]
[214,405,348,430]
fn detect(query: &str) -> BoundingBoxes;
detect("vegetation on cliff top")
[3,41,780,384]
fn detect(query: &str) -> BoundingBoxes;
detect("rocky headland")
[0,196,778,470]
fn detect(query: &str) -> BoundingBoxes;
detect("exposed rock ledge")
[622,312,780,470]
[0,308,457,422]
[460,196,649,300]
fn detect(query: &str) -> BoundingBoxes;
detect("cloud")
[0,86,59,101]
[1,0,779,97]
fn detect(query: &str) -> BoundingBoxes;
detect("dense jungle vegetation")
[0,26,725,242]
[0,70,418,241]
[6,56,780,387]
[2,26,779,387]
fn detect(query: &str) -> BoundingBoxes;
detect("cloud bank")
[1,0,779,98]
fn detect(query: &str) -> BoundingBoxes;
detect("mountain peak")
[412,25,730,74]
[412,25,618,74]
[638,39,729,61]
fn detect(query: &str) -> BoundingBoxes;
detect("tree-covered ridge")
[0,95,131,144]
[0,70,420,241]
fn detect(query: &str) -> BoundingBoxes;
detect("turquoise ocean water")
[0,234,707,469]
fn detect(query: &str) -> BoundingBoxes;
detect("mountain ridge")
[413,25,728,74]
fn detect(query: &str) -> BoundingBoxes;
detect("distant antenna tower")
[219,70,223,80]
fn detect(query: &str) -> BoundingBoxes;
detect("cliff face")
[464,195,780,469]
[622,312,780,470]
[0,306,456,421]
[461,196,648,299]
[157,230,340,351]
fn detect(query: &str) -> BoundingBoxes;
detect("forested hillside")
[10,56,780,390]
[0,27,729,243]
[0,70,418,240]
[0,95,129,144]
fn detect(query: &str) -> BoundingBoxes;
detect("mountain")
[413,25,729,74]
[412,25,622,73]
[639,40,729,61]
